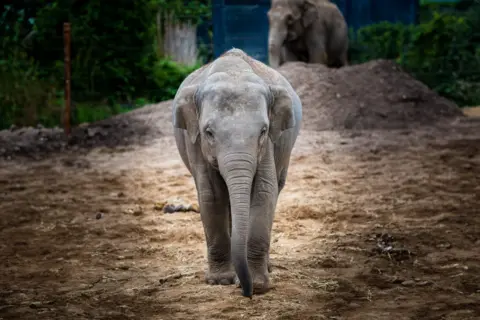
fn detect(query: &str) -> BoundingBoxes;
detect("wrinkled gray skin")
[268,0,349,68]
[172,48,302,298]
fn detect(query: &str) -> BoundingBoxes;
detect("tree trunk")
[157,11,198,66]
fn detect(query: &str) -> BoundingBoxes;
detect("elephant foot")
[235,267,272,295]
[253,271,271,294]
[205,267,236,285]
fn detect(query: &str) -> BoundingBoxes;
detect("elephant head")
[172,73,295,297]
[267,0,318,68]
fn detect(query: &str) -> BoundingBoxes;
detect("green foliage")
[148,58,202,101]
[32,0,158,101]
[349,22,414,63]
[349,4,480,107]
[403,11,480,105]
[0,18,63,129]
[153,0,211,25]
[74,103,134,124]
[0,1,206,130]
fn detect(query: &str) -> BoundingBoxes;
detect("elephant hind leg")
[277,168,287,194]
[328,58,345,68]
[267,253,273,273]
[340,50,349,67]
[308,49,328,65]
[328,50,348,68]
[228,205,232,237]
[282,45,299,64]
[306,33,328,65]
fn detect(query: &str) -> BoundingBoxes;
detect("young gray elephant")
[172,48,302,298]
[268,0,349,68]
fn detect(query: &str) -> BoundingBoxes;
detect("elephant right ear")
[268,85,295,143]
[173,85,200,144]
[302,2,317,28]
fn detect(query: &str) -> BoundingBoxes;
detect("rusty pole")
[63,22,71,136]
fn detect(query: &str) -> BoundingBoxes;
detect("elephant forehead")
[201,84,268,111]
[268,9,288,19]
[214,113,269,139]
[270,0,289,9]
[201,95,269,127]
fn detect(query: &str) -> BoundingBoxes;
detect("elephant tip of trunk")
[235,260,253,298]
[241,285,253,299]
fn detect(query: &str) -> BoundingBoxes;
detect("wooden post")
[63,22,71,136]
[156,10,164,57]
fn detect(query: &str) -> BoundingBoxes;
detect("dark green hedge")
[0,1,205,130]
[349,3,480,107]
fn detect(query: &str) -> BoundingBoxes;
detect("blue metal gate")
[345,0,418,31]
[212,0,271,63]
[211,0,419,64]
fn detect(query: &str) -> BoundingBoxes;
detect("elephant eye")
[286,15,294,25]
[205,128,214,140]
[260,127,267,137]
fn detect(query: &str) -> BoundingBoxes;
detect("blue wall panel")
[212,0,419,63]
[213,0,271,63]
[370,0,418,25]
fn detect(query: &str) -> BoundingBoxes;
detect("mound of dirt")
[279,59,464,131]
[0,101,173,160]
[0,59,466,160]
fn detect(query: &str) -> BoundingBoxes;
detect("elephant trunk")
[268,26,286,68]
[218,152,256,298]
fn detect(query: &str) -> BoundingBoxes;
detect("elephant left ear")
[268,85,295,143]
[173,84,200,144]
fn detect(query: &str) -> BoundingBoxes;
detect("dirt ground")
[463,106,480,118]
[1,60,480,319]
[1,118,480,320]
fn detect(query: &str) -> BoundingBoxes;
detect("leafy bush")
[349,4,480,107]
[147,58,201,102]
[0,55,199,129]
[0,1,205,129]
[32,0,158,103]
[74,103,134,124]
[0,11,60,129]
[349,22,414,63]
[403,11,480,105]
[0,47,62,129]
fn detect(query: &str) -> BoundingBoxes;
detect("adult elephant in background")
[267,0,349,68]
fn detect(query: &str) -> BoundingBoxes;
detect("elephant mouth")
[211,158,219,170]
[204,152,219,170]
[286,31,298,41]
[284,39,309,63]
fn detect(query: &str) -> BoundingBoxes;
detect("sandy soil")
[1,117,480,320]
[463,106,480,118]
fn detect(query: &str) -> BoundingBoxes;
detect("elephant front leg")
[248,187,278,294]
[196,174,235,285]
[246,149,279,294]
[281,45,298,63]
[306,33,328,65]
